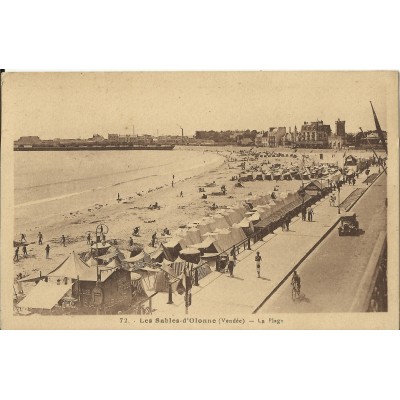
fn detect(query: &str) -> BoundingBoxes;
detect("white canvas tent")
[17,280,73,310]
[47,251,91,279]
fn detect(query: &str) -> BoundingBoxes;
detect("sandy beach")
[13,146,379,280]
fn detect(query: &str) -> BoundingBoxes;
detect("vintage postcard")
[1,71,398,329]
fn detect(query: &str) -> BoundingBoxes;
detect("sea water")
[14,149,223,230]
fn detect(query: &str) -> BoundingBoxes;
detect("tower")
[335,119,346,137]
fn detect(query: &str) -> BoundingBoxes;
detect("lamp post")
[337,184,341,214]
[167,277,174,304]
[180,262,196,315]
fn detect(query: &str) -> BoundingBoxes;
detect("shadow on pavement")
[296,293,310,303]
[231,276,244,281]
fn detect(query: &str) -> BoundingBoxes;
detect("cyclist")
[291,271,301,296]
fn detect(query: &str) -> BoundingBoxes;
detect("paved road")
[258,173,387,313]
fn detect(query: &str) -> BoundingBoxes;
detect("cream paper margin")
[1,71,398,330]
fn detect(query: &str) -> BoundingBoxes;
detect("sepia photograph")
[1,71,398,329]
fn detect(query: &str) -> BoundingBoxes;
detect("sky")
[3,72,389,139]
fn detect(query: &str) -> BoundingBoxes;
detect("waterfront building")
[266,127,286,147]
[297,120,331,148]
[255,132,268,147]
[14,136,42,148]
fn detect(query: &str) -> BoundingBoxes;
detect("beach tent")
[213,230,237,253]
[212,214,231,230]
[224,208,243,225]
[230,206,247,220]
[78,262,117,282]
[47,251,91,280]
[169,257,189,277]
[148,245,165,263]
[190,236,218,253]
[236,218,255,236]
[186,227,202,244]
[17,280,73,310]
[197,219,216,236]
[230,226,247,243]
[163,238,183,261]
[179,227,202,248]
[180,248,201,264]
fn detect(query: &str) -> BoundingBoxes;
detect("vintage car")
[338,211,359,236]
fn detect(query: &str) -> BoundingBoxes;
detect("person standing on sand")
[22,245,28,257]
[87,233,91,245]
[255,251,262,278]
[62,235,66,247]
[45,244,50,259]
[151,232,157,247]
[38,231,43,245]
[180,191,183,197]
[14,246,19,262]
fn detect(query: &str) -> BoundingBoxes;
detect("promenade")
[258,170,386,313]
[151,166,380,315]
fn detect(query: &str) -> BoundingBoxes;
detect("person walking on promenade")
[22,245,28,257]
[14,246,19,262]
[301,207,307,221]
[45,244,50,259]
[255,251,262,278]
[62,235,66,247]
[38,231,43,245]
[227,253,235,277]
[285,215,291,231]
[291,271,301,297]
[307,206,314,222]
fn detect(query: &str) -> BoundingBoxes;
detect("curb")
[252,168,385,314]
[349,231,386,312]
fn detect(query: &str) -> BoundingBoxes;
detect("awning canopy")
[17,281,72,310]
